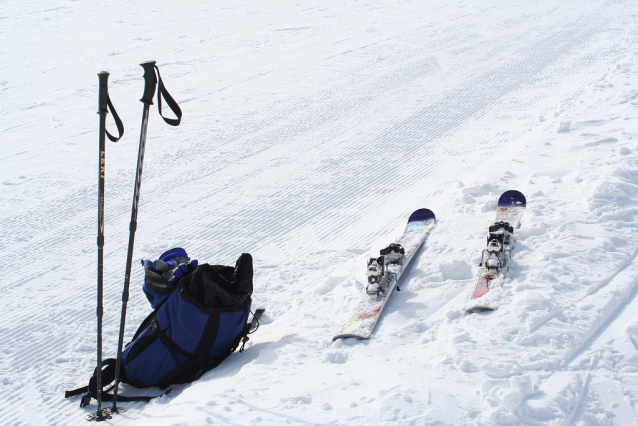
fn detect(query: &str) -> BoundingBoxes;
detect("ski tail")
[498,190,526,208]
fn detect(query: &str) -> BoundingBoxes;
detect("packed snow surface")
[2,0,638,424]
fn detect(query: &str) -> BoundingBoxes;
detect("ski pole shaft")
[112,61,157,412]
[95,71,109,419]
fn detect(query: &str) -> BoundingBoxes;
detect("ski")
[333,209,436,340]
[466,190,526,313]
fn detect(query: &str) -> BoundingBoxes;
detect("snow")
[2,0,638,424]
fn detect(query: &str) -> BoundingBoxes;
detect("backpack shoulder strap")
[131,307,159,342]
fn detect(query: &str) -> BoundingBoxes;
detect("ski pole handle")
[140,61,157,105]
[97,71,124,142]
[97,71,110,114]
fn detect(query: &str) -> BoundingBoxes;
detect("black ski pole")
[111,61,181,413]
[91,71,123,422]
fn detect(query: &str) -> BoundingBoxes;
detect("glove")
[142,247,198,309]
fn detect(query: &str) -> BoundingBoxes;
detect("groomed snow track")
[1,0,638,424]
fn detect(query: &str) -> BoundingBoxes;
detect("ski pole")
[93,71,123,421]
[111,61,181,413]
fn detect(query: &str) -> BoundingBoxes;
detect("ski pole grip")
[97,71,110,114]
[140,61,157,105]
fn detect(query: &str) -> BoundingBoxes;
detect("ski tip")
[498,190,526,208]
[408,208,435,223]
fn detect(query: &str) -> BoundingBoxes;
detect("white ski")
[333,209,436,340]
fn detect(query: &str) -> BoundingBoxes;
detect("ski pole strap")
[106,96,124,142]
[154,65,182,127]
[66,388,159,405]
[64,358,168,405]
[98,391,163,403]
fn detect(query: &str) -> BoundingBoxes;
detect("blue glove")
[142,248,198,309]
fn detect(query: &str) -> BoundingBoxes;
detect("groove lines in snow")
[0,1,635,425]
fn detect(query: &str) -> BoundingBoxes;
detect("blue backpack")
[66,248,263,404]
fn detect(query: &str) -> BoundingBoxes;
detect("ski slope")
[2,0,638,424]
